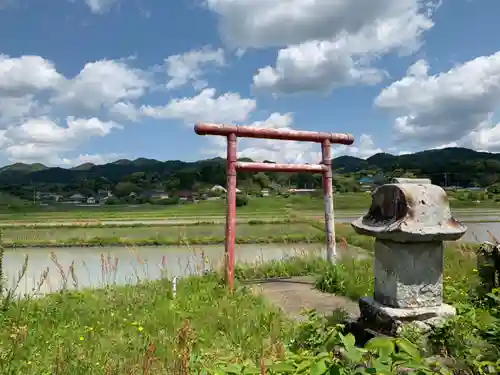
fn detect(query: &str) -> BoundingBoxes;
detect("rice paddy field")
[2,222,321,244]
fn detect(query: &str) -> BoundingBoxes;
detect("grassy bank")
[0,258,455,375]
[0,274,294,374]
[0,218,301,229]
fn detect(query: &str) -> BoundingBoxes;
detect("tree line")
[1,147,500,204]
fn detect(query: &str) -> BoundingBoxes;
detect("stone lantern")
[351,178,467,334]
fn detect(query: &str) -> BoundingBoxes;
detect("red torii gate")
[194,123,355,289]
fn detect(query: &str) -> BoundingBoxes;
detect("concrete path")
[247,247,367,321]
[249,276,360,321]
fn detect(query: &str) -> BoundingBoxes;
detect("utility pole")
[444,172,448,188]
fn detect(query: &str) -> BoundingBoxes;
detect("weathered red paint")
[195,123,354,144]
[194,122,355,289]
[225,133,237,290]
[236,162,327,173]
[321,140,335,263]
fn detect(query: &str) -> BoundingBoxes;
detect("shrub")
[104,196,121,205]
[154,197,180,205]
[235,194,249,207]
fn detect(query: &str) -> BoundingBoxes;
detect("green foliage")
[312,238,500,374]
[314,259,373,300]
[114,181,140,197]
[153,196,180,205]
[5,147,500,211]
[234,256,331,281]
[236,194,249,207]
[487,183,500,194]
[104,196,121,205]
[194,310,452,374]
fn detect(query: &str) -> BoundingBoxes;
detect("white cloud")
[141,88,256,124]
[60,152,123,166]
[332,134,383,159]
[375,51,500,150]
[0,55,149,124]
[8,117,118,144]
[0,95,46,126]
[252,38,385,94]
[206,0,437,49]
[110,102,140,121]
[52,59,150,115]
[0,55,63,93]
[1,117,120,164]
[0,54,151,165]
[207,0,439,94]
[85,0,118,14]
[165,47,225,90]
[236,113,316,163]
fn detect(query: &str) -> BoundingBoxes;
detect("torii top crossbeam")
[194,123,354,145]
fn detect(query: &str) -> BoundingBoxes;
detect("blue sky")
[0,0,499,167]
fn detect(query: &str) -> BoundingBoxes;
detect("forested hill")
[0,147,499,192]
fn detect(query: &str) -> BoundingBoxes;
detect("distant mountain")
[1,147,500,188]
[133,158,162,167]
[0,162,48,173]
[113,159,135,166]
[333,156,368,172]
[71,163,96,171]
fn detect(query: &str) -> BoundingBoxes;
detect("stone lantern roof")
[351,178,467,243]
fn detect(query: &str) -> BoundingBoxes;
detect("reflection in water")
[4,243,326,297]
[5,220,498,297]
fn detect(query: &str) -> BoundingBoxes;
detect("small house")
[151,191,169,200]
[288,188,316,195]
[210,185,226,193]
[177,190,195,201]
[67,193,86,203]
[141,190,170,200]
[358,176,375,192]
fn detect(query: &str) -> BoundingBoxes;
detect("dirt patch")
[250,276,360,321]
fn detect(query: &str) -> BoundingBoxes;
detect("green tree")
[114,182,139,198]
[487,183,500,195]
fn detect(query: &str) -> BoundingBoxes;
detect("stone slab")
[359,296,456,335]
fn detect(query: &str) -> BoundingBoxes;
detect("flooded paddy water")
[4,243,328,296]
[336,216,500,243]
[4,208,500,297]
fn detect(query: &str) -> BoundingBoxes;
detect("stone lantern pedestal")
[351,178,467,335]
